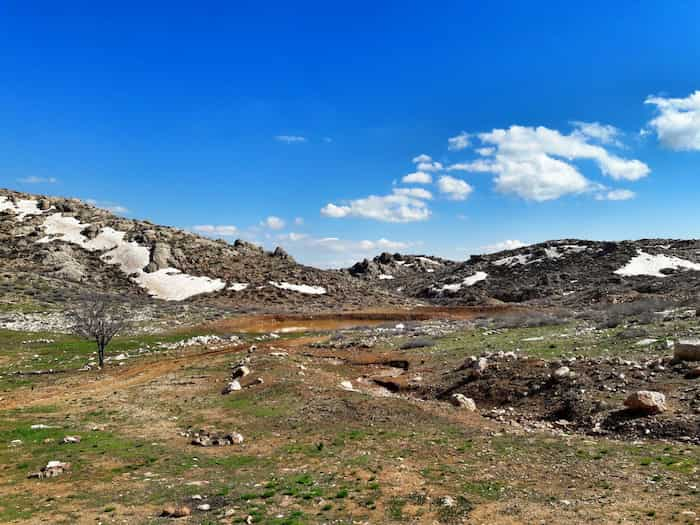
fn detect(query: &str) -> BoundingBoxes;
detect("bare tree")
[70,295,128,369]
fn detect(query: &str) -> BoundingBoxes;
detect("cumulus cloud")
[571,121,622,146]
[412,154,432,163]
[401,171,432,184]
[595,189,636,201]
[321,188,431,223]
[451,125,649,201]
[193,225,239,236]
[393,187,433,200]
[645,91,700,150]
[448,131,470,151]
[275,135,307,144]
[480,240,527,253]
[411,153,442,172]
[17,176,57,184]
[417,160,443,172]
[276,233,417,268]
[263,216,286,230]
[437,175,473,201]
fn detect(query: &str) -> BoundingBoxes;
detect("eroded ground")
[0,307,699,524]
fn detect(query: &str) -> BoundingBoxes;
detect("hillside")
[0,189,412,315]
[395,239,700,306]
[347,240,700,307]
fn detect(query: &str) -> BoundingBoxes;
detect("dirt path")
[1,335,324,410]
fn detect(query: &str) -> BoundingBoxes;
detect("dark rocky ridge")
[359,239,700,307]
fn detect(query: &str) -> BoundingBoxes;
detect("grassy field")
[0,313,698,524]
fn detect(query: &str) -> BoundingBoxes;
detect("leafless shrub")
[70,294,129,368]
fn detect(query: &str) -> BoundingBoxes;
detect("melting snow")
[269,281,327,295]
[416,257,441,265]
[493,254,531,266]
[436,271,488,293]
[378,274,394,280]
[545,247,562,259]
[614,250,700,278]
[36,213,225,300]
[228,283,249,292]
[0,197,48,221]
[136,269,225,301]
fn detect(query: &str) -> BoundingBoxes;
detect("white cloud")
[276,233,417,268]
[412,154,432,163]
[437,175,473,201]
[275,135,307,144]
[480,240,527,253]
[193,224,239,236]
[321,188,431,223]
[393,187,433,200]
[294,217,304,225]
[417,160,443,172]
[17,176,57,184]
[595,189,636,201]
[410,153,443,172]
[263,216,285,230]
[401,171,432,184]
[85,199,129,214]
[452,125,649,201]
[571,121,622,146]
[645,91,700,150]
[277,231,308,241]
[448,131,470,151]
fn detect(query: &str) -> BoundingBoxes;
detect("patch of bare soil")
[422,352,700,442]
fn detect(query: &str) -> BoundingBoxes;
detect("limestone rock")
[451,393,477,411]
[624,391,667,414]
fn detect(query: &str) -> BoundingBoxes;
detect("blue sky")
[1,2,700,267]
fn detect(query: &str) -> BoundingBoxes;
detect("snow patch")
[228,283,249,292]
[435,271,488,293]
[136,269,226,301]
[0,197,48,221]
[269,281,327,295]
[614,250,700,278]
[493,254,531,266]
[416,257,442,266]
[36,213,225,300]
[378,274,394,280]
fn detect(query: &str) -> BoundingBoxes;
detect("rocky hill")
[347,252,459,292]
[380,239,700,306]
[0,189,413,314]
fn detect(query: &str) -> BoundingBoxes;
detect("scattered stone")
[450,393,477,411]
[624,391,667,415]
[339,380,358,392]
[62,435,81,444]
[221,380,242,394]
[196,503,211,511]
[231,364,251,380]
[675,339,700,361]
[28,460,71,479]
[161,505,191,518]
[190,429,244,447]
[553,366,571,379]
